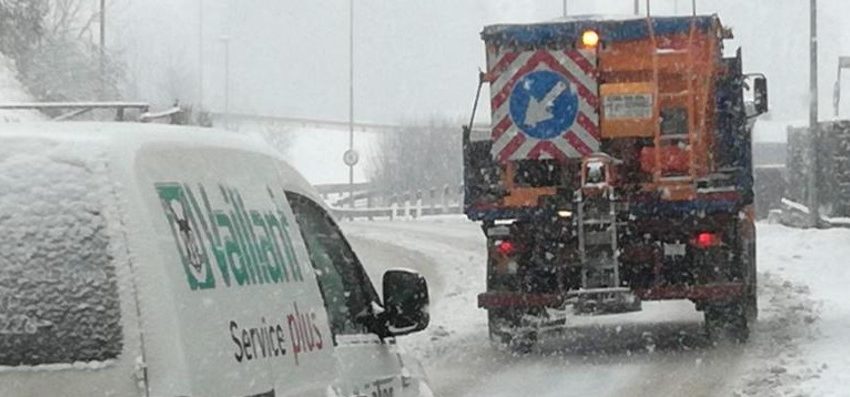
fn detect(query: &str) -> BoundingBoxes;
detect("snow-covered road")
[343,217,847,397]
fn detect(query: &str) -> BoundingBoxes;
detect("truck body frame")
[463,14,766,345]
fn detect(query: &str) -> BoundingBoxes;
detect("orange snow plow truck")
[462,14,769,349]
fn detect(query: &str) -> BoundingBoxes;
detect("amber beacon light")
[581,29,600,48]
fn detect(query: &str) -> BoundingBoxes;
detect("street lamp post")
[808,0,820,226]
[198,0,204,111]
[99,0,106,98]
[220,35,231,130]
[99,0,105,61]
[348,0,355,211]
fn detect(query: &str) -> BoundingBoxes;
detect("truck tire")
[508,331,537,354]
[487,309,514,345]
[745,239,758,322]
[742,225,758,322]
[704,301,749,343]
[487,309,537,353]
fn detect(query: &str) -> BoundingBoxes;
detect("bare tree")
[370,117,463,194]
[0,0,126,106]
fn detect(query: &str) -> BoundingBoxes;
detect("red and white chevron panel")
[486,48,600,162]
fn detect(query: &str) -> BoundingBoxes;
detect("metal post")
[99,0,105,58]
[834,57,850,117]
[220,36,231,130]
[837,68,842,118]
[563,0,567,17]
[99,0,106,97]
[837,68,843,118]
[808,0,820,226]
[348,0,355,211]
[634,0,640,15]
[198,0,204,110]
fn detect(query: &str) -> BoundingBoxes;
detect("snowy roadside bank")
[748,224,850,396]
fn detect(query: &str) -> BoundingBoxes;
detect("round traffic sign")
[509,70,579,140]
[343,149,360,167]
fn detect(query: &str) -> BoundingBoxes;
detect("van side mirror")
[745,73,768,117]
[753,76,768,115]
[382,269,429,336]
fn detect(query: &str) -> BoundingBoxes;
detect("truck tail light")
[497,240,516,256]
[693,232,721,249]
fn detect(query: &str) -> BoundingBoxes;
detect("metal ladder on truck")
[573,155,640,314]
[647,5,705,197]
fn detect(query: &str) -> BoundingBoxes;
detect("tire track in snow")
[731,272,824,397]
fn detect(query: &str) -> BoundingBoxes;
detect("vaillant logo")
[156,183,305,291]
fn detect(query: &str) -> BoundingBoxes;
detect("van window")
[0,146,123,365]
[286,192,379,338]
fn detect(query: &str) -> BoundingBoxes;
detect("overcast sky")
[108,0,850,124]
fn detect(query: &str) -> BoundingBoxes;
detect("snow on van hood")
[0,137,123,367]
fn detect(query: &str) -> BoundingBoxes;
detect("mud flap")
[704,301,749,343]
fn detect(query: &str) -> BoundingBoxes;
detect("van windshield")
[0,141,122,366]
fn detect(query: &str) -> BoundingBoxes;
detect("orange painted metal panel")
[600,82,657,138]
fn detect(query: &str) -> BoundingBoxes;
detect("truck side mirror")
[382,269,429,336]
[753,76,768,115]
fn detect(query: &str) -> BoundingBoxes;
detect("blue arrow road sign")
[509,70,579,140]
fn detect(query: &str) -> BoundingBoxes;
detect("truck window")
[0,145,123,366]
[285,192,380,339]
[660,107,688,136]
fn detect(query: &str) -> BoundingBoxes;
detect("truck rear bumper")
[478,283,746,309]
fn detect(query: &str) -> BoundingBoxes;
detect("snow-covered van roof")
[0,121,320,199]
[0,121,274,155]
[482,14,721,46]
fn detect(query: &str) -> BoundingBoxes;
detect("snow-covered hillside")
[0,53,42,122]
[238,126,380,186]
[344,217,849,397]
[281,127,380,185]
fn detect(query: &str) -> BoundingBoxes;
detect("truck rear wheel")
[744,237,758,322]
[487,309,537,353]
[704,301,749,343]
[487,309,514,345]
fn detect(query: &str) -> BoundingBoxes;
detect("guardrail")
[0,102,189,124]
[330,202,463,221]
[0,102,151,121]
[316,183,465,221]
[210,112,490,134]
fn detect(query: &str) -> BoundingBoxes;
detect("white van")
[0,123,433,397]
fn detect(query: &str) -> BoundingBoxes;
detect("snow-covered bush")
[0,0,46,58]
[0,0,125,107]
